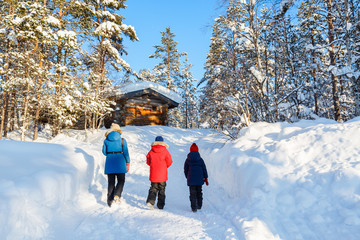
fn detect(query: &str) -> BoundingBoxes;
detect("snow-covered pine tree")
[201,1,249,136]
[200,18,224,129]
[183,60,199,129]
[297,0,329,119]
[322,0,342,122]
[0,1,58,140]
[0,0,11,139]
[201,0,270,137]
[78,0,138,130]
[329,0,360,120]
[149,26,188,127]
[149,26,186,91]
[173,58,198,128]
[0,0,91,139]
[231,0,283,125]
[36,0,84,138]
[266,8,308,122]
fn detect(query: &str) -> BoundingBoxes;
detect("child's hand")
[127,163,130,172]
[204,178,209,186]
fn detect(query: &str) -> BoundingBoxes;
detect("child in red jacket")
[146,136,173,209]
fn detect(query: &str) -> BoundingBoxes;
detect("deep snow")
[1,118,360,240]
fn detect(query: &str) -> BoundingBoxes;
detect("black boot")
[107,193,114,207]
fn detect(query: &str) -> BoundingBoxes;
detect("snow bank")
[0,140,94,239]
[200,118,360,239]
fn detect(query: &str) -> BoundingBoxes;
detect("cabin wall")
[106,95,170,126]
[123,105,168,126]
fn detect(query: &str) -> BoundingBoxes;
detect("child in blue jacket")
[102,123,130,207]
[184,143,208,212]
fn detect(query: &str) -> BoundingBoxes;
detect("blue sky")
[120,0,224,84]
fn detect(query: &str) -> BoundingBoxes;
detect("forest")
[0,0,359,140]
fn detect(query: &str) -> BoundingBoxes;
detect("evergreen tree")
[200,18,225,129]
[150,26,186,91]
[79,0,138,130]
[0,1,58,140]
[297,0,328,119]
[40,0,84,138]
[201,0,270,137]
[0,0,13,139]
[322,0,341,121]
[172,58,198,128]
[330,0,360,120]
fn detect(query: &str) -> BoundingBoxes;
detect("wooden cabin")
[104,81,181,127]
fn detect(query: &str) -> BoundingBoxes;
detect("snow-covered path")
[59,127,239,239]
[1,119,360,239]
[47,126,242,240]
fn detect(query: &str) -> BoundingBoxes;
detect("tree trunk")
[185,95,188,129]
[9,91,17,132]
[265,31,269,95]
[21,78,31,141]
[311,35,319,115]
[326,0,342,122]
[84,105,88,140]
[52,118,60,137]
[167,46,171,89]
[33,52,44,141]
[3,92,10,138]
[274,41,279,121]
[0,92,8,140]
[33,98,41,141]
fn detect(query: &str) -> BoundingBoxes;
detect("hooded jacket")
[184,145,208,186]
[102,131,130,174]
[146,141,173,182]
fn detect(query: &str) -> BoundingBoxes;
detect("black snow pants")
[146,182,167,209]
[189,185,203,211]
[107,173,125,201]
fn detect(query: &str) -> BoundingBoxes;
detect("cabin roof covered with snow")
[110,81,182,108]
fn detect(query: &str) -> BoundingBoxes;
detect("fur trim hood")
[105,123,122,137]
[151,141,169,149]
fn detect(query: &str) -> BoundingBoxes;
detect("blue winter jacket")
[102,131,130,174]
[184,151,208,186]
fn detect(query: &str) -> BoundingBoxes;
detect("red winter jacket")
[146,141,173,182]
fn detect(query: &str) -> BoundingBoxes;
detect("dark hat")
[190,143,198,152]
[155,136,164,142]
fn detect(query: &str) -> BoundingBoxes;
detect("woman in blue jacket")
[102,123,130,207]
[184,143,208,212]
